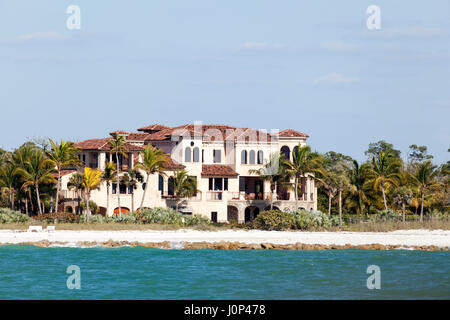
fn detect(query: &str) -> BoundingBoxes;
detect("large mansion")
[59,123,317,223]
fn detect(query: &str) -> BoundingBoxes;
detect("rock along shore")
[8,240,449,251]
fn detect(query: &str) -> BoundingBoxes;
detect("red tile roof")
[74,138,145,152]
[127,133,151,141]
[144,124,272,143]
[74,138,112,151]
[52,169,76,179]
[201,164,238,177]
[137,124,170,132]
[277,129,309,138]
[109,130,129,136]
[163,157,185,170]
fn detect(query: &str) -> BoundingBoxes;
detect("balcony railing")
[206,191,223,201]
[161,191,202,201]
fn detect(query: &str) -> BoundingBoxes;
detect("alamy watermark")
[366,265,381,289]
[66,5,81,30]
[66,265,81,290]
[366,5,381,30]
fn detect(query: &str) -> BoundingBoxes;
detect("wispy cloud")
[241,41,285,49]
[313,73,359,85]
[15,32,71,42]
[320,41,359,52]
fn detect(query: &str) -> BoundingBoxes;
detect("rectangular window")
[202,149,204,163]
[224,178,228,191]
[214,178,223,191]
[213,150,221,163]
[119,184,127,194]
[211,212,218,223]
[112,183,117,194]
[209,178,213,191]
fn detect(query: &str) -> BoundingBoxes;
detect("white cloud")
[313,73,359,85]
[320,41,359,52]
[241,41,285,49]
[16,32,71,42]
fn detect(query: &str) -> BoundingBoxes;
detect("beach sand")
[0,229,449,250]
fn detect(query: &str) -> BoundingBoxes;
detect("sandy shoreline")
[0,229,449,250]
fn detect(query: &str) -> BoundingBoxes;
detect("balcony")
[206,191,223,201]
[161,191,202,201]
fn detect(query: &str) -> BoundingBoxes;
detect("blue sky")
[0,1,449,163]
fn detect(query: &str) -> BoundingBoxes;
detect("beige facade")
[60,124,317,223]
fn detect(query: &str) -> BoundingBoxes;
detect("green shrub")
[183,214,211,226]
[106,214,136,224]
[0,208,30,223]
[80,200,98,214]
[34,212,80,223]
[134,208,183,225]
[292,209,334,230]
[430,210,449,221]
[253,210,295,231]
[371,209,403,222]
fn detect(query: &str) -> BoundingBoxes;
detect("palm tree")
[250,152,288,210]
[168,169,197,212]
[109,135,128,217]
[46,139,80,213]
[120,169,143,213]
[82,167,102,222]
[346,160,369,216]
[102,161,116,216]
[12,143,38,213]
[68,172,84,214]
[0,162,19,210]
[366,152,401,210]
[284,144,322,210]
[134,145,169,211]
[14,149,56,215]
[413,160,439,222]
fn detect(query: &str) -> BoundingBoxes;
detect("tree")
[134,145,168,211]
[365,140,401,160]
[46,139,80,213]
[284,144,322,210]
[413,160,439,222]
[408,144,433,164]
[109,135,128,217]
[316,169,338,216]
[323,152,352,226]
[366,152,401,210]
[102,161,116,216]
[14,149,56,215]
[82,167,102,222]
[393,186,413,222]
[0,162,19,210]
[120,169,143,213]
[250,152,289,210]
[11,143,39,214]
[168,169,197,212]
[68,172,84,214]
[346,160,369,216]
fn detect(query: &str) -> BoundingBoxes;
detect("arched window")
[168,177,174,196]
[193,147,199,162]
[185,147,191,162]
[293,146,299,160]
[257,150,263,164]
[158,175,164,192]
[241,150,247,164]
[249,150,255,164]
[280,146,290,160]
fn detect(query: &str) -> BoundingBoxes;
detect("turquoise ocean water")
[0,246,448,299]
